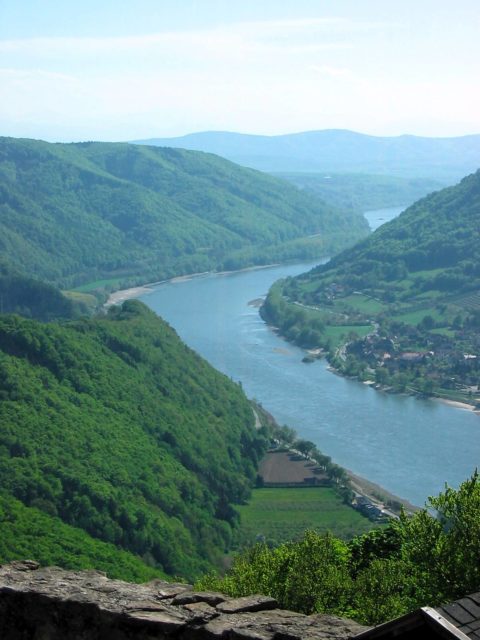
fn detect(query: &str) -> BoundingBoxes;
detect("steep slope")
[261,171,480,401]
[0,493,166,582]
[307,169,480,289]
[135,130,480,179]
[0,301,267,579]
[0,137,367,288]
[0,258,90,320]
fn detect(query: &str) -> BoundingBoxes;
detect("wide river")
[140,208,479,507]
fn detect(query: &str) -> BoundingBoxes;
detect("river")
[140,207,479,507]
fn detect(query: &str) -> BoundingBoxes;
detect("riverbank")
[253,401,417,515]
[105,285,154,306]
[325,364,480,415]
[112,258,479,508]
[346,470,420,513]
[104,263,285,307]
[432,397,479,412]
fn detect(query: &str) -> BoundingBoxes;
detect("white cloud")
[309,64,352,78]
[0,15,477,140]
[0,15,391,60]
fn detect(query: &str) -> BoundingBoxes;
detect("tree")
[398,471,480,602]
[418,315,435,331]
[295,439,316,456]
[375,366,389,385]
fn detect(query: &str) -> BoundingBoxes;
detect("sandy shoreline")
[432,397,479,412]
[105,286,154,307]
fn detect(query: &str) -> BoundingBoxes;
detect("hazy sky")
[1,0,479,141]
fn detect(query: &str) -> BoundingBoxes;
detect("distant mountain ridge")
[134,129,480,179]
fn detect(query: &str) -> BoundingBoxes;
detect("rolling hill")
[0,137,367,290]
[134,129,480,180]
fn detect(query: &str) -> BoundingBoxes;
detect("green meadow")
[235,487,376,547]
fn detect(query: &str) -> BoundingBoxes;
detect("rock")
[172,591,226,606]
[199,610,304,639]
[148,579,193,599]
[0,562,369,639]
[269,613,369,639]
[216,594,278,613]
[183,601,219,622]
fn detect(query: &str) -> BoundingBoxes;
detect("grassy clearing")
[62,290,98,310]
[323,324,372,347]
[430,327,456,338]
[337,294,387,315]
[394,307,443,326]
[72,278,123,293]
[235,487,376,547]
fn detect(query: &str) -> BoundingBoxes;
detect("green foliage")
[196,530,352,616]
[399,471,480,602]
[352,558,419,625]
[0,258,84,320]
[196,473,480,625]
[0,302,268,579]
[0,137,368,289]
[0,492,165,583]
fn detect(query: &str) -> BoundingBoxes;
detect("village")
[340,320,480,405]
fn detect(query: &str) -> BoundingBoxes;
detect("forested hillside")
[0,301,267,579]
[261,171,480,402]
[0,137,367,289]
[306,169,480,292]
[0,258,91,320]
[277,173,444,214]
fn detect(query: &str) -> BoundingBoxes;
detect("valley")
[261,172,480,407]
[138,255,479,508]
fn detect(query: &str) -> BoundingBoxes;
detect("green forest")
[0,301,268,579]
[0,137,367,291]
[261,170,480,402]
[0,258,92,320]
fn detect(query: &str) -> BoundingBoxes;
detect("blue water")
[364,206,405,231]
[140,211,479,507]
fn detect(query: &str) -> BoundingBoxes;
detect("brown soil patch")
[259,450,328,485]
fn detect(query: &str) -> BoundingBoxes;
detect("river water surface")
[140,208,479,506]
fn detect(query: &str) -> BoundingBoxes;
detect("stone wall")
[0,561,368,639]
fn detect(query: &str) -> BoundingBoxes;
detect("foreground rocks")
[0,561,368,639]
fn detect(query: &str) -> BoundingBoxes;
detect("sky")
[0,0,479,142]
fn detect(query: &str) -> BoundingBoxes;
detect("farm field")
[235,487,376,548]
